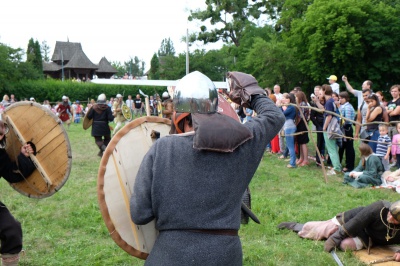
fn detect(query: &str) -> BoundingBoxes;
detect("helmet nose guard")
[173,71,218,114]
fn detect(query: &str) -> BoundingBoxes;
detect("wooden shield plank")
[3,102,72,198]
[354,245,398,265]
[98,116,171,259]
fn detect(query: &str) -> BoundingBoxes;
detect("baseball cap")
[327,75,337,81]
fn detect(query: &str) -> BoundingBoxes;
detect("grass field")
[1,122,399,265]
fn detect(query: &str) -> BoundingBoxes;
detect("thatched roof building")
[43,41,117,80]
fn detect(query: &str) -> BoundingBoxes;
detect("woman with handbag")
[364,94,383,152]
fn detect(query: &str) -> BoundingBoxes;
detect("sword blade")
[330,251,344,266]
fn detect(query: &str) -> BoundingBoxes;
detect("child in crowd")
[391,122,400,169]
[376,124,391,171]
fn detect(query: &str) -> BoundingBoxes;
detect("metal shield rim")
[4,101,72,198]
[97,116,171,259]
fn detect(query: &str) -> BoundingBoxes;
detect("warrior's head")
[170,71,218,134]
[97,93,106,104]
[116,94,123,103]
[389,201,400,224]
[62,95,68,105]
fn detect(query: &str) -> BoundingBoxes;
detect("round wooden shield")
[98,116,171,259]
[3,102,72,198]
[121,104,133,121]
[82,107,93,130]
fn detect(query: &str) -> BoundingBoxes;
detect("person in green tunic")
[343,142,383,188]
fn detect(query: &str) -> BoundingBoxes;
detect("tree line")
[1,0,400,97]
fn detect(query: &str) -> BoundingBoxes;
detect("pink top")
[392,134,400,155]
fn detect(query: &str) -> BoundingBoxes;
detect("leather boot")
[277,222,304,232]
[101,144,107,151]
[1,253,19,266]
[324,227,348,252]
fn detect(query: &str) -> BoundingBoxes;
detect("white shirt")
[331,83,340,95]
[126,99,133,109]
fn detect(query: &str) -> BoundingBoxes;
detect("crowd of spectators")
[230,74,400,189]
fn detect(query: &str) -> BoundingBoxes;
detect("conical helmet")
[173,71,218,113]
[390,201,400,222]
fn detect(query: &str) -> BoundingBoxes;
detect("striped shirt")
[339,102,355,125]
[376,134,392,157]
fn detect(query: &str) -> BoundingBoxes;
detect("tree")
[123,56,145,78]
[41,40,51,62]
[26,38,43,76]
[189,0,272,47]
[158,38,175,56]
[287,0,400,88]
[149,53,160,80]
[243,36,303,89]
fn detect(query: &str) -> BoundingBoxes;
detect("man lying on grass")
[278,200,400,261]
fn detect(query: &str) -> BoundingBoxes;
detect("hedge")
[1,79,167,106]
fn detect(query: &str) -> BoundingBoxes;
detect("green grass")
[1,123,398,265]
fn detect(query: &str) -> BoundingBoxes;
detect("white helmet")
[62,95,68,100]
[97,93,106,103]
[173,71,218,113]
[162,92,169,99]
[116,94,123,98]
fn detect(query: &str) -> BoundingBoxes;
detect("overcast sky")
[0,0,223,71]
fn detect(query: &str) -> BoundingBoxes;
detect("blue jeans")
[285,126,297,167]
[367,129,379,153]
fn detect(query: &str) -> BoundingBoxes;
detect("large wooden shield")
[82,107,93,130]
[98,116,171,259]
[3,102,72,198]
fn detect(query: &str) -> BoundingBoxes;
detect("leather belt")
[187,229,238,236]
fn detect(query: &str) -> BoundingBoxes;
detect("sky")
[0,0,223,72]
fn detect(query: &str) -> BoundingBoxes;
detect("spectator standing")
[273,84,283,101]
[354,89,372,139]
[126,95,133,110]
[280,93,297,168]
[327,75,339,94]
[391,122,400,169]
[376,124,392,171]
[295,91,310,166]
[133,94,143,118]
[321,84,342,174]
[73,100,83,123]
[342,75,373,108]
[244,107,253,123]
[1,95,10,108]
[338,92,355,172]
[387,85,400,138]
[310,86,326,166]
[365,94,383,152]
[9,94,17,104]
[376,91,388,107]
